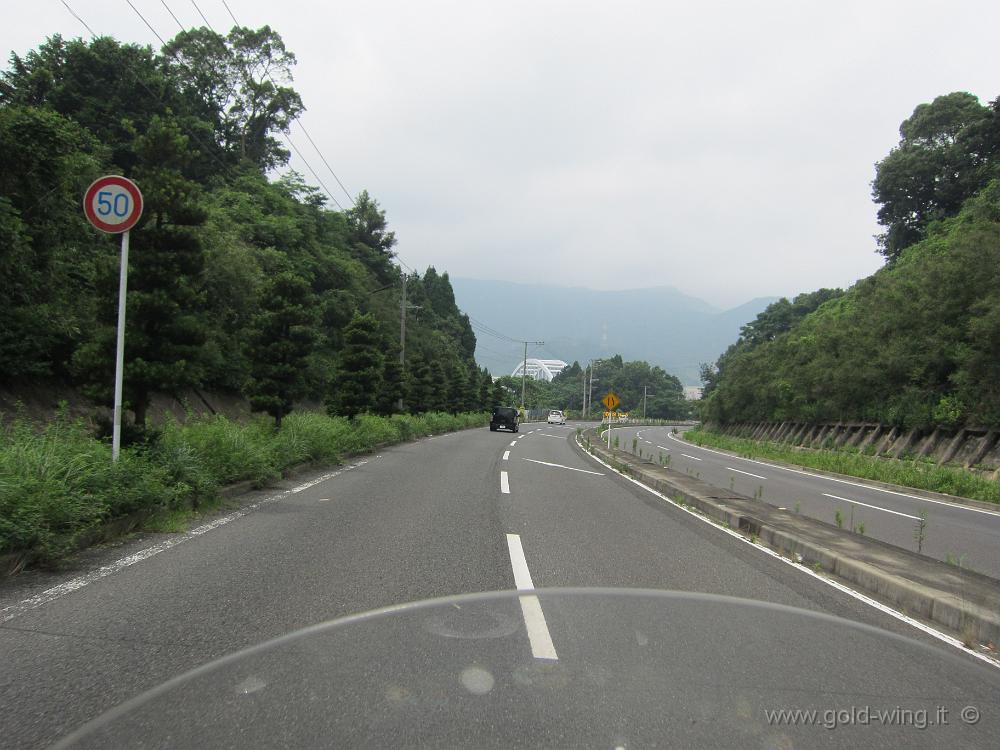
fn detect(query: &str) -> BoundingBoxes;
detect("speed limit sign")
[83,175,143,233]
[83,175,144,463]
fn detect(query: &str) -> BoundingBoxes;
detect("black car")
[489,407,519,432]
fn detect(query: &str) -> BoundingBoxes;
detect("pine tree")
[329,311,384,417]
[244,271,318,428]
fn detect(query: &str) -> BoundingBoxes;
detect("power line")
[125,0,167,46]
[283,134,344,210]
[60,0,234,177]
[59,0,98,37]
[160,1,186,32]
[189,0,216,31]
[221,0,240,26]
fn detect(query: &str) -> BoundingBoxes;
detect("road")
[606,424,1000,579]
[1,422,998,747]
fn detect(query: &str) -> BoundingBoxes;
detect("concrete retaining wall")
[714,420,1000,476]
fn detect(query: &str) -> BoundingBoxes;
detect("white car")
[547,410,566,425]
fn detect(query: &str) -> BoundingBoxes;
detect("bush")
[0,410,488,561]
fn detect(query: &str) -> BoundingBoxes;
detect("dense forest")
[495,355,693,419]
[701,92,1000,430]
[0,28,503,427]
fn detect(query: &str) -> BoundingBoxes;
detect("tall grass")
[685,428,1000,504]
[1,410,487,563]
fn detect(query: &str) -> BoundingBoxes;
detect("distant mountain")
[451,278,778,385]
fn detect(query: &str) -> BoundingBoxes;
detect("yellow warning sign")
[601,392,620,411]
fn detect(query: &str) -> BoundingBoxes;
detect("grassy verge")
[684,427,1000,505]
[0,410,487,565]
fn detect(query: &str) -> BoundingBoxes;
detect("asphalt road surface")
[2,422,998,748]
[607,424,1000,579]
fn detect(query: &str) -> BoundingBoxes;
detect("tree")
[0,106,106,379]
[329,312,384,418]
[872,92,993,261]
[375,358,404,415]
[244,271,318,428]
[345,190,397,283]
[162,25,304,171]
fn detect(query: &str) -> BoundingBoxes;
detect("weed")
[683,427,1000,505]
[729,476,735,491]
[914,511,928,554]
[813,562,823,573]
[794,501,801,514]
[632,437,638,454]
[856,521,866,535]
[835,509,844,529]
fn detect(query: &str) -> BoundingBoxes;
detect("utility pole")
[520,339,544,412]
[396,276,421,412]
[643,385,653,420]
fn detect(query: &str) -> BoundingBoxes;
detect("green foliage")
[685,428,1000,504]
[702,179,1000,429]
[1,30,487,422]
[872,92,999,261]
[245,271,318,427]
[0,410,487,562]
[329,312,384,418]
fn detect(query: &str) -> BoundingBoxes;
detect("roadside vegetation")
[700,92,1000,430]
[684,427,1000,505]
[0,410,486,565]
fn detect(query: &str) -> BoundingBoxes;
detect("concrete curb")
[576,428,1000,647]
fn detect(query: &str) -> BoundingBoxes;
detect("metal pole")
[112,230,130,462]
[643,385,647,420]
[398,277,406,412]
[521,341,527,410]
[588,361,594,419]
[582,369,586,421]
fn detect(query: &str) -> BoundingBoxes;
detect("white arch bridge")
[510,358,569,382]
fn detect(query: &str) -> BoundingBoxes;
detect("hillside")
[702,91,1000,429]
[451,278,777,385]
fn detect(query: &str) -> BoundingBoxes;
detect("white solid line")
[666,433,1000,517]
[822,493,921,520]
[500,471,510,494]
[0,461,369,624]
[681,454,703,461]
[503,451,510,461]
[575,437,999,670]
[521,458,604,476]
[726,466,767,480]
[505,533,558,660]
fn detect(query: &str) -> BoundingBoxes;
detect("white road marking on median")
[537,433,565,439]
[822,493,921,520]
[503,451,510,461]
[0,461,369,625]
[521,458,604,475]
[500,471,510,494]
[505,534,558,661]
[509,440,517,447]
[317,498,331,502]
[726,466,767,480]
[666,433,1000,517]
[656,445,671,452]
[681,454,703,461]
[576,437,1000,670]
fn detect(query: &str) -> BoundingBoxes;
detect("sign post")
[83,176,144,462]
[601,392,620,449]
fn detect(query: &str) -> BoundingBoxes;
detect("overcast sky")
[9,1,999,307]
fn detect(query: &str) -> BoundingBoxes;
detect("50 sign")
[82,175,144,462]
[83,175,143,234]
